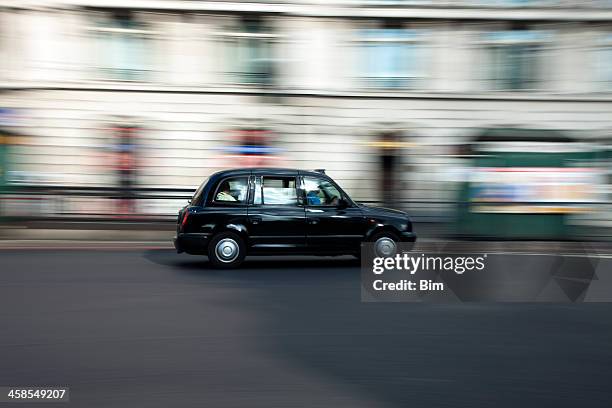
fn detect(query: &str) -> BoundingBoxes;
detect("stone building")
[0,0,611,219]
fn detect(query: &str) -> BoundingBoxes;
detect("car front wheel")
[208,231,246,268]
[370,231,399,258]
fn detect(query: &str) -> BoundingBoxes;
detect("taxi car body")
[174,168,416,267]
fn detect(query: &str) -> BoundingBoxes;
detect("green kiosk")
[455,128,603,240]
[0,127,25,219]
[0,134,6,189]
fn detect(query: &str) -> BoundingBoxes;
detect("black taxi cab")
[174,168,416,267]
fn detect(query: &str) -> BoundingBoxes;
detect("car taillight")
[180,211,190,231]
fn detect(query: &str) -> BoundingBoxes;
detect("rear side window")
[191,177,210,205]
[261,177,297,205]
[213,177,249,204]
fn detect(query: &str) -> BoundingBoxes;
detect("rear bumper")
[173,236,182,253]
[173,233,210,255]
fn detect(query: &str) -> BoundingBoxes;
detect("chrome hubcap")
[215,238,239,263]
[375,237,396,257]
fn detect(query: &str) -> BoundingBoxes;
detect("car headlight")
[402,218,413,232]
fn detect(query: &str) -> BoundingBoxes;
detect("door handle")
[250,216,262,225]
[308,218,319,225]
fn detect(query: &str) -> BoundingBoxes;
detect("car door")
[247,173,306,252]
[195,174,250,236]
[302,175,366,252]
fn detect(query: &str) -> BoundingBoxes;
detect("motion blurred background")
[1,0,612,241]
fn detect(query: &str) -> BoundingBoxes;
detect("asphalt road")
[1,250,612,407]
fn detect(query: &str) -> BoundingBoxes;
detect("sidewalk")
[0,219,173,248]
[2,220,612,255]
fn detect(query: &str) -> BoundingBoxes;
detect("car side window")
[191,178,208,206]
[261,176,297,205]
[213,177,249,204]
[303,176,342,206]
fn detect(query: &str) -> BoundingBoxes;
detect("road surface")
[1,250,611,407]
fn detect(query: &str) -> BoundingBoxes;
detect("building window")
[475,0,559,6]
[360,27,427,89]
[222,16,276,86]
[359,1,433,5]
[483,30,549,91]
[90,10,153,81]
[595,34,612,91]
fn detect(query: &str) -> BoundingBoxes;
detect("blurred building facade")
[1,0,612,220]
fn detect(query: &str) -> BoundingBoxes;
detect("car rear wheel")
[370,231,399,258]
[208,232,246,268]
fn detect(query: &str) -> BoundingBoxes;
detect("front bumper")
[399,231,417,251]
[399,231,417,242]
